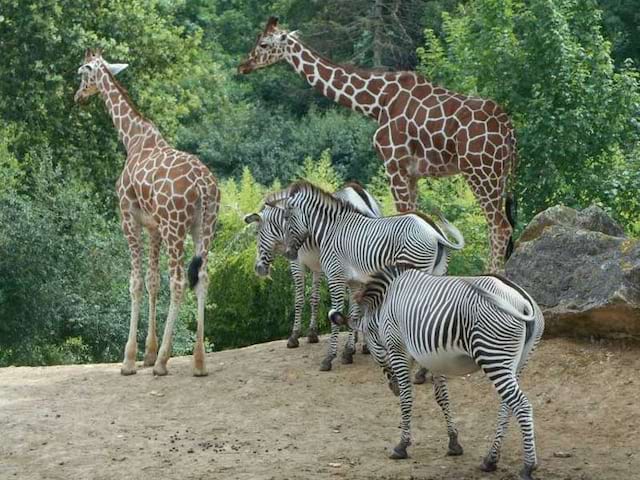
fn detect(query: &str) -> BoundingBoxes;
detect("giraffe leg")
[121,216,143,376]
[307,271,321,343]
[432,375,463,456]
[288,261,305,348]
[461,167,512,273]
[374,126,418,213]
[143,228,161,367]
[153,234,185,377]
[191,201,218,377]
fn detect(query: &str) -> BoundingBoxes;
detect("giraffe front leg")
[143,229,161,367]
[288,261,305,348]
[388,348,413,459]
[121,218,143,376]
[321,277,346,372]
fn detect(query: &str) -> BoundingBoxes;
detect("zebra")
[244,182,382,357]
[351,265,544,480]
[274,180,465,371]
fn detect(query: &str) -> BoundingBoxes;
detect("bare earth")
[1,335,639,480]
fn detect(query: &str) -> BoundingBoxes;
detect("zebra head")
[244,207,286,277]
[281,186,314,261]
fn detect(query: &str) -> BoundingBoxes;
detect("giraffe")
[238,17,517,272]
[74,48,220,376]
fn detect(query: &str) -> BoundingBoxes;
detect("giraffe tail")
[505,193,517,260]
[188,256,203,289]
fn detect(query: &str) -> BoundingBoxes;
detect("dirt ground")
[1,335,639,480]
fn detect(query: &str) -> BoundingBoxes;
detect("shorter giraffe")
[75,49,220,376]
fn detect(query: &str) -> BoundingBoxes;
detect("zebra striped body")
[358,266,544,480]
[282,181,464,371]
[245,183,382,354]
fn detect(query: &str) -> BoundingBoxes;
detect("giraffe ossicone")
[75,48,220,377]
[239,17,518,272]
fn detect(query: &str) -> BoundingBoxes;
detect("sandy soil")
[1,335,639,480]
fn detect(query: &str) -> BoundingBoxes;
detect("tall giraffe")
[238,17,517,272]
[74,49,220,376]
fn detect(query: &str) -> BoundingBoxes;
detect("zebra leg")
[341,299,358,364]
[307,271,321,343]
[321,278,347,371]
[432,375,463,456]
[482,368,537,480]
[287,261,305,348]
[388,349,413,459]
[481,400,510,472]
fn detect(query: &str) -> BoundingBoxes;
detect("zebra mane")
[355,264,412,310]
[289,180,363,214]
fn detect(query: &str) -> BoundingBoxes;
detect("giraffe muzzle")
[237,60,256,74]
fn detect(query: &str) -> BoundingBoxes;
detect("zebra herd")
[245,181,544,480]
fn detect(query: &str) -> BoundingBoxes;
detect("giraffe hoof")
[389,443,409,460]
[307,330,319,343]
[287,336,300,348]
[153,364,168,376]
[120,364,137,376]
[361,343,370,354]
[480,458,498,472]
[319,357,333,371]
[143,352,157,367]
[192,367,208,377]
[341,351,354,364]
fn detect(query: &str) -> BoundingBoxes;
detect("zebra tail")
[431,209,465,251]
[470,283,536,322]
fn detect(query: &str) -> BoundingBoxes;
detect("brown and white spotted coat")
[239,17,517,272]
[75,49,220,376]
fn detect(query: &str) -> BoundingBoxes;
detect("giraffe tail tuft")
[188,255,203,289]
[505,193,517,261]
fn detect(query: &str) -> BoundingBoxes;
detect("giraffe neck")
[284,38,387,121]
[96,67,167,156]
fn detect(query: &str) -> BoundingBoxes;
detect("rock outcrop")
[506,205,640,339]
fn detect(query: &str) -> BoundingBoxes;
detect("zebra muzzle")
[329,309,347,326]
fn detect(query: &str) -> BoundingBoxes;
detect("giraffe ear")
[107,63,129,75]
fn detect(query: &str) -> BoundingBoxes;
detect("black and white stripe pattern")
[280,181,465,371]
[245,183,383,354]
[357,266,544,480]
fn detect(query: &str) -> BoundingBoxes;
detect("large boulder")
[506,205,640,339]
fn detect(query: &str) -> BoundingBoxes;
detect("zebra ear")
[243,213,261,224]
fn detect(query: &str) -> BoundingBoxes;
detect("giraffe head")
[237,16,293,74]
[74,48,129,104]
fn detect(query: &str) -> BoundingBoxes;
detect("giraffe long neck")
[284,38,387,121]
[96,67,167,156]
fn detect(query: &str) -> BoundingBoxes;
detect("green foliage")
[418,0,640,229]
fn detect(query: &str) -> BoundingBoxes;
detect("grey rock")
[507,206,640,339]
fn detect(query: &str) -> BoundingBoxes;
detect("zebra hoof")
[319,357,333,371]
[519,464,536,480]
[413,368,430,385]
[389,443,409,460]
[480,458,498,472]
[307,330,319,343]
[361,343,370,354]
[447,435,464,457]
[341,351,354,364]
[287,336,300,348]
